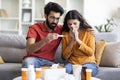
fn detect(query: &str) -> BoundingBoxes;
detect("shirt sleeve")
[26,26,37,40]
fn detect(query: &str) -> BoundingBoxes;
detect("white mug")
[72,65,82,80]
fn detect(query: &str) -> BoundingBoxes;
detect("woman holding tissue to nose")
[62,10,98,77]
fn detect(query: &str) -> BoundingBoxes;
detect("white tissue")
[50,64,59,69]
[42,64,66,80]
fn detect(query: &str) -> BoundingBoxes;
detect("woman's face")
[67,19,80,31]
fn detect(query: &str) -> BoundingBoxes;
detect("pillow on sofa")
[0,56,4,64]
[95,40,106,65]
[100,42,120,67]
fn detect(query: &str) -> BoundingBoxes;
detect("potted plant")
[95,18,119,42]
[95,18,117,32]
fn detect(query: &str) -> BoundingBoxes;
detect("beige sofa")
[0,33,120,80]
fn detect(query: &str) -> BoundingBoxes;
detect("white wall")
[67,0,83,14]
[84,0,120,29]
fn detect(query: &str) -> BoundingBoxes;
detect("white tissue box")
[42,68,66,80]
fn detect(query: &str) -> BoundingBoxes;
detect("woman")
[62,10,98,77]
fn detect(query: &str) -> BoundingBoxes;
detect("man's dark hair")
[44,2,64,16]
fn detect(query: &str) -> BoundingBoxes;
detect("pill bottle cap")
[86,69,92,72]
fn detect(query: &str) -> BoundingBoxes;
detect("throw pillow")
[0,56,4,64]
[95,40,106,65]
[100,42,120,67]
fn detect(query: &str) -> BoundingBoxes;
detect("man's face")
[46,11,61,30]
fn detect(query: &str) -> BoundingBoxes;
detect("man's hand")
[26,33,59,53]
[46,33,59,42]
[88,28,96,37]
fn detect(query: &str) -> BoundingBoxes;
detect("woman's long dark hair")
[62,10,92,32]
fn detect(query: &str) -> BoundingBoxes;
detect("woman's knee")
[65,63,73,74]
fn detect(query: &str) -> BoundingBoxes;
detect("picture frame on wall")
[22,12,31,22]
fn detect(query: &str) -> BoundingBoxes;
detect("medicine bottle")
[28,65,36,80]
[21,68,27,80]
[36,68,42,79]
[86,69,92,80]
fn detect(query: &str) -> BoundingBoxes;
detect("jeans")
[65,62,98,77]
[22,57,54,68]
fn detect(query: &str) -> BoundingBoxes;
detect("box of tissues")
[41,64,66,80]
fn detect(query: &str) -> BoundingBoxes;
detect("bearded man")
[22,2,64,68]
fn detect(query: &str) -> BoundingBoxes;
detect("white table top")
[13,76,101,80]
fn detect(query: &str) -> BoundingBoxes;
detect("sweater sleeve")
[62,33,73,60]
[79,32,95,56]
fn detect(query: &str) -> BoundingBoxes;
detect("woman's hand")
[72,27,82,45]
[72,27,79,40]
[69,29,75,41]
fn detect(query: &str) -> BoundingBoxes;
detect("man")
[22,2,64,68]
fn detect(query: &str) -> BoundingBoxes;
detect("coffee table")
[13,76,21,80]
[13,76,101,80]
[92,77,101,80]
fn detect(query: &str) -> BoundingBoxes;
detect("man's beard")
[46,19,57,30]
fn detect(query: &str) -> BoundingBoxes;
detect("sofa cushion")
[55,42,67,63]
[0,56,4,64]
[0,63,21,80]
[100,42,120,67]
[96,67,120,80]
[0,34,26,49]
[95,41,106,65]
[0,47,26,63]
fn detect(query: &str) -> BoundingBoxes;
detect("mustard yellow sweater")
[62,30,96,65]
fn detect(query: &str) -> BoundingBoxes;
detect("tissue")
[42,64,66,80]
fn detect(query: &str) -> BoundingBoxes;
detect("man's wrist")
[44,38,49,43]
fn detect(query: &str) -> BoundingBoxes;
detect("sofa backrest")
[0,34,26,48]
[0,32,119,64]
[0,34,26,63]
[95,32,119,42]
